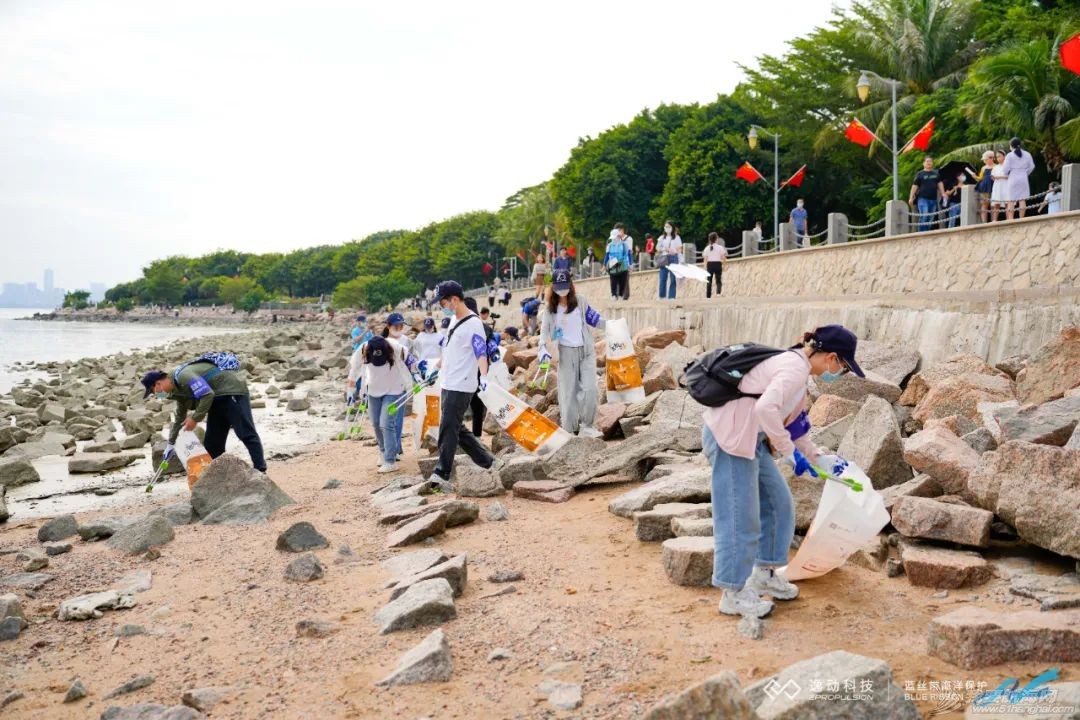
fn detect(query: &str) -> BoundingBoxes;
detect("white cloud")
[0,0,842,290]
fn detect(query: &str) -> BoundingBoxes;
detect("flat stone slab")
[927,607,1080,669]
[671,516,713,537]
[892,496,992,547]
[608,469,711,518]
[633,502,711,542]
[1008,573,1080,611]
[376,628,453,686]
[880,474,942,512]
[512,480,574,503]
[385,510,447,549]
[661,536,713,587]
[381,549,449,584]
[58,590,136,621]
[392,500,478,530]
[374,578,456,634]
[0,573,54,590]
[643,671,757,720]
[390,554,467,600]
[67,452,140,474]
[899,541,991,589]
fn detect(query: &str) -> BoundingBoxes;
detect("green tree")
[141,259,186,305]
[62,290,91,310]
[115,297,134,313]
[218,276,260,306]
[332,276,376,310]
[236,288,267,313]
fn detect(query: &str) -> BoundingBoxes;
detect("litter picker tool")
[811,464,864,492]
[389,371,440,415]
[527,358,551,390]
[144,450,173,493]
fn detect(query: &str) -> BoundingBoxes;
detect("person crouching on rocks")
[142,360,266,473]
[705,324,863,619]
[539,269,606,438]
[346,335,423,475]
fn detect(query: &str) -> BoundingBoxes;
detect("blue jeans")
[947,202,961,228]
[917,197,937,231]
[703,427,795,590]
[657,261,677,299]
[367,393,403,464]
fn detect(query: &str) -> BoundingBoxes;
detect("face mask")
[389,329,402,338]
[555,290,569,297]
[664,226,672,233]
[441,305,454,317]
[155,391,168,400]
[819,356,844,383]
[797,201,804,208]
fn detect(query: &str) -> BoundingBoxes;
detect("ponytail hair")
[792,329,823,353]
[1010,137,1022,158]
[707,231,720,245]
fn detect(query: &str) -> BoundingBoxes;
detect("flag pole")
[891,79,898,202]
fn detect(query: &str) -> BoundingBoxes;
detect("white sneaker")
[746,566,799,600]
[719,586,775,618]
[377,462,398,474]
[578,426,603,439]
[427,474,453,493]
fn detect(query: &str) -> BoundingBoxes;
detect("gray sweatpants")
[557,344,598,433]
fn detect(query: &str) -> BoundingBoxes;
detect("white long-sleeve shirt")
[413,331,444,361]
[346,338,415,398]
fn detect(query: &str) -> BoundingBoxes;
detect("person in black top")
[908,156,945,232]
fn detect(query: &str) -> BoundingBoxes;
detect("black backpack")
[681,343,788,407]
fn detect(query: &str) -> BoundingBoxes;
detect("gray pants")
[557,344,598,433]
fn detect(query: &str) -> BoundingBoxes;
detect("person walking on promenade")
[604,227,631,301]
[789,200,808,243]
[618,223,635,299]
[702,325,862,618]
[425,280,498,492]
[552,247,572,272]
[990,150,1008,221]
[1003,137,1036,220]
[1039,181,1062,215]
[143,355,266,473]
[751,221,763,245]
[531,253,549,298]
[972,150,996,223]
[644,233,656,259]
[487,285,496,308]
[539,269,606,438]
[908,156,945,232]
[945,170,968,228]
[702,232,728,298]
[656,221,682,300]
[346,335,417,474]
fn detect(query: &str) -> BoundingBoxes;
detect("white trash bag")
[604,318,646,404]
[778,462,890,582]
[478,381,572,458]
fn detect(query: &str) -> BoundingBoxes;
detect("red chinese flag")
[566,247,576,258]
[1061,32,1080,75]
[735,162,764,183]
[902,118,935,153]
[844,118,877,147]
[781,165,806,188]
[482,262,493,275]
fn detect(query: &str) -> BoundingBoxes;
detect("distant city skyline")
[0,268,105,308]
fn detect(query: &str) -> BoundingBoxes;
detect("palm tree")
[953,35,1080,172]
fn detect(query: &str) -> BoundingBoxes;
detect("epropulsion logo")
[609,341,627,352]
[493,404,513,422]
[763,679,802,701]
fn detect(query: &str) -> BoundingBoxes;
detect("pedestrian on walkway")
[789,200,808,242]
[552,247,572,272]
[644,233,655,259]
[143,355,266,473]
[619,224,634,299]
[945,170,968,228]
[1003,137,1036,220]
[702,325,863,618]
[656,221,682,300]
[702,232,728,298]
[531,253,549,298]
[973,150,996,223]
[487,285,496,308]
[426,280,498,491]
[346,335,417,474]
[1039,182,1062,215]
[908,156,945,232]
[604,228,631,301]
[539,269,606,438]
[990,150,1008,222]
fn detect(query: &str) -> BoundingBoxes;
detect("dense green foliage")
[109,0,1079,309]
[62,290,91,310]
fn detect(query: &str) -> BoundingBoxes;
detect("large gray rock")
[381,549,448,583]
[994,395,1080,446]
[276,522,329,552]
[150,501,194,526]
[547,431,675,487]
[389,554,467,599]
[810,414,855,452]
[68,452,139,474]
[746,650,918,719]
[643,672,758,720]
[899,541,992,588]
[812,370,903,404]
[374,578,456,634]
[190,454,294,521]
[498,455,544,488]
[452,465,504,497]
[99,703,202,720]
[386,510,447,549]
[853,340,921,386]
[107,516,175,555]
[633,502,711,542]
[3,438,68,460]
[891,496,993,548]
[58,590,137,621]
[661,536,714,587]
[376,628,453,686]
[199,495,279,525]
[608,469,711,518]
[838,395,912,488]
[0,456,40,487]
[879,474,942,512]
[78,516,136,541]
[902,426,981,499]
[928,607,1080,669]
[38,514,78,542]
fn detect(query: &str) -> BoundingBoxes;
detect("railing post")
[682,244,696,265]
[637,252,649,271]
[960,185,979,226]
[742,231,758,257]
[779,222,797,251]
[827,213,848,244]
[1063,163,1079,212]
[885,199,909,237]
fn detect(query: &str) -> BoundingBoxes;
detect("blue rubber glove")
[782,448,819,478]
[538,347,552,366]
[417,360,429,380]
[346,390,356,405]
[163,444,174,460]
[816,453,849,479]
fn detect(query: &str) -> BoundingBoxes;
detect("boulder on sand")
[107,516,175,555]
[190,454,294,523]
[837,395,912,488]
[902,426,981,499]
[899,353,1003,407]
[67,453,140,474]
[1015,326,1080,405]
[608,468,711,518]
[643,672,758,720]
[0,457,41,487]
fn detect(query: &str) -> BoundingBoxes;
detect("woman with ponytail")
[1002,137,1036,220]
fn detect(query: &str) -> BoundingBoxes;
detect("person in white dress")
[1002,137,1036,220]
[989,150,1008,222]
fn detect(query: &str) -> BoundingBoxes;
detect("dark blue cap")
[387,312,405,326]
[440,317,451,329]
[366,336,390,367]
[141,370,167,398]
[356,314,366,322]
[814,325,865,377]
[552,269,572,291]
[423,318,435,329]
[434,280,464,302]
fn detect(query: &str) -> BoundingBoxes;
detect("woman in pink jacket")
[704,324,864,618]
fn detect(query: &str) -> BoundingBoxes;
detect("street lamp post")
[856,70,902,202]
[747,125,780,243]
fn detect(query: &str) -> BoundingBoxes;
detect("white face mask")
[664,225,672,234]
[389,329,402,338]
[555,289,569,297]
[797,201,804,208]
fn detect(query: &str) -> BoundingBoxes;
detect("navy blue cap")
[552,269,572,291]
[504,326,519,339]
[386,312,405,326]
[814,325,865,377]
[423,318,435,330]
[434,280,464,302]
[141,370,167,398]
[366,336,390,367]
[356,314,366,322]
[440,317,451,329]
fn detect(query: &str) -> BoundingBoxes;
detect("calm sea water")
[0,308,242,393]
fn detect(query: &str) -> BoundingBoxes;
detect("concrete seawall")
[573,211,1080,367]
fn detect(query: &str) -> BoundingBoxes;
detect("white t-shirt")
[413,331,444,361]
[346,338,413,398]
[555,305,585,348]
[658,235,682,255]
[441,314,487,393]
[1046,190,1062,214]
[702,243,728,262]
[389,333,412,354]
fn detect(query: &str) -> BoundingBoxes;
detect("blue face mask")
[441,305,454,317]
[819,356,844,383]
[154,391,168,400]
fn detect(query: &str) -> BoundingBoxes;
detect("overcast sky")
[0,0,842,291]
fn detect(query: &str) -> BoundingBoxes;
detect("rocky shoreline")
[25,306,337,328]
